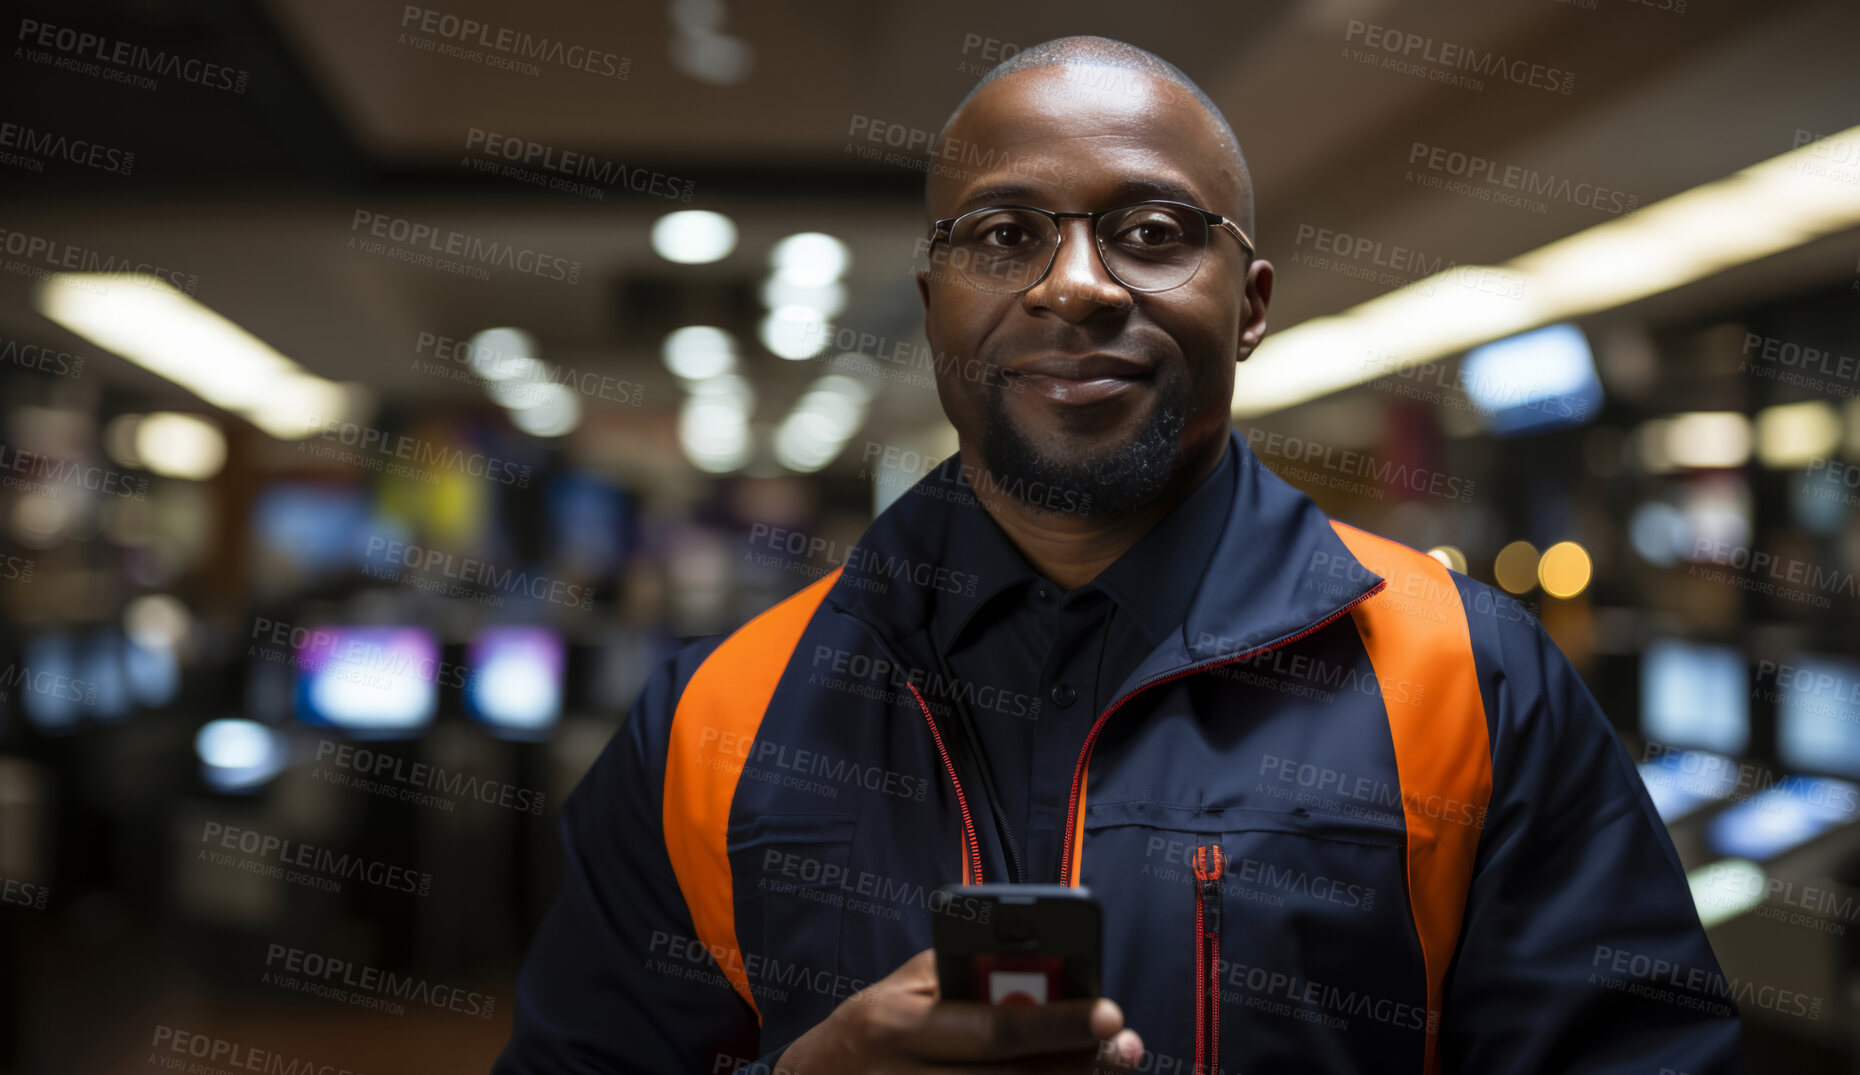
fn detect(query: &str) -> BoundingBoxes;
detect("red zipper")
[1194,843,1225,1075]
[906,681,984,886]
[1058,581,1387,886]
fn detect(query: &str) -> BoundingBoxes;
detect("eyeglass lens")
[939,202,1212,293]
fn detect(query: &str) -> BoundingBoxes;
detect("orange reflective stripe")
[1330,522,1492,1075]
[1068,782,1087,887]
[663,568,843,1023]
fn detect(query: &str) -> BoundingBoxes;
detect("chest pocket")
[726,812,858,1039]
[1084,802,1430,1075]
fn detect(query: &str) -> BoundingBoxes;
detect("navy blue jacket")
[495,429,1744,1074]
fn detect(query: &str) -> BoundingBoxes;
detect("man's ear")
[916,268,931,313]
[1235,259,1274,363]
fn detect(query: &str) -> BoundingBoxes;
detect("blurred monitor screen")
[550,472,630,576]
[1776,654,1860,779]
[466,626,565,739]
[1640,639,1749,755]
[1706,777,1860,861]
[252,484,369,573]
[1637,749,1738,823]
[1458,322,1603,437]
[294,626,438,738]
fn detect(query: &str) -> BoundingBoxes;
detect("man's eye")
[1116,218,1185,246]
[977,222,1033,247]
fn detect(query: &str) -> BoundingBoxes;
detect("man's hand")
[773,948,1144,1074]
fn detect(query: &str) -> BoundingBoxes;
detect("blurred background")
[0,0,1857,1070]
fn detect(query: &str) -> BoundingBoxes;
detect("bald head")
[930,35,1254,237]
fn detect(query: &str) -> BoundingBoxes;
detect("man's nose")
[1023,218,1131,317]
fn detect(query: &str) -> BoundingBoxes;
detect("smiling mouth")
[1002,368,1150,405]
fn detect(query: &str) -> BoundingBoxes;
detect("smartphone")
[933,884,1102,1005]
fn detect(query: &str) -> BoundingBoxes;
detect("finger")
[1097,1028,1144,1073]
[901,998,1105,1061]
[896,947,939,994]
[1087,998,1125,1042]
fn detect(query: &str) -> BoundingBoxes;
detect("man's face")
[918,64,1272,516]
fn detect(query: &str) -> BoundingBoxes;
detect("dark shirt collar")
[933,438,1236,654]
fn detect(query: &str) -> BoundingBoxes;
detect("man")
[496,36,1744,1075]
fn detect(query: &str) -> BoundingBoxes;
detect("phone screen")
[933,884,1101,1003]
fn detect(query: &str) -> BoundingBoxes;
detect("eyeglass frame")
[924,199,1256,295]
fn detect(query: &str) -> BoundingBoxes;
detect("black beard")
[976,371,1189,517]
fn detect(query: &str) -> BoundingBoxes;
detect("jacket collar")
[826,427,1384,687]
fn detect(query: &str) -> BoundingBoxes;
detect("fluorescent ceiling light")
[507,382,581,438]
[36,275,353,440]
[663,326,738,380]
[1235,124,1860,418]
[136,412,227,480]
[1665,411,1751,469]
[1755,400,1842,467]
[774,374,872,472]
[653,210,737,264]
[760,305,829,360]
[770,232,849,286]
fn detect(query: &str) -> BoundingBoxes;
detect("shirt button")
[1035,586,1051,601]
[1049,683,1077,707]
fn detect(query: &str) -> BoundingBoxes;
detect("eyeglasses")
[925,199,1254,295]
